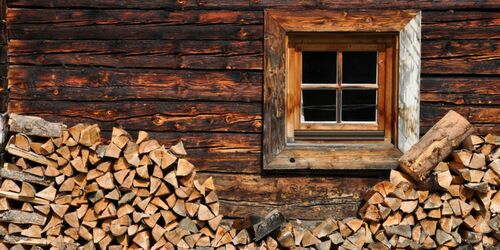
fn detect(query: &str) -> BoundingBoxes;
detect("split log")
[399,111,474,182]
[8,114,66,138]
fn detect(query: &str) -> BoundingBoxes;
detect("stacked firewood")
[0,112,498,249]
[0,115,250,249]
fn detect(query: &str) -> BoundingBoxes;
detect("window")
[264,10,421,170]
[287,34,395,143]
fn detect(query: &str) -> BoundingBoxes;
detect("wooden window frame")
[287,34,395,143]
[263,9,421,171]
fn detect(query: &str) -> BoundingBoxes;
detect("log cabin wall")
[3,1,500,222]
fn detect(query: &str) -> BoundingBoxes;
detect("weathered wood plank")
[8,40,262,70]
[421,105,500,124]
[7,0,500,10]
[8,100,262,132]
[8,66,262,102]
[421,77,500,105]
[420,105,500,135]
[198,173,382,220]
[8,23,262,40]
[398,11,421,153]
[421,92,500,105]
[422,11,500,40]
[7,9,263,25]
[422,40,500,75]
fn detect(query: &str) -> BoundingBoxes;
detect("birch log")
[399,110,474,182]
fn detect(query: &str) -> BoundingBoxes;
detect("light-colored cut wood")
[399,111,474,181]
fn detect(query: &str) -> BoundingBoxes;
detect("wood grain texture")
[7,0,500,10]
[422,40,500,75]
[8,66,262,102]
[198,173,383,220]
[420,105,500,135]
[7,9,263,25]
[8,23,262,40]
[422,11,500,40]
[262,11,286,167]
[8,40,262,70]
[421,77,500,105]
[8,100,262,133]
[398,12,421,153]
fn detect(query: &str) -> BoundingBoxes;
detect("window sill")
[264,143,402,171]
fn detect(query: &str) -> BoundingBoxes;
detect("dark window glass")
[341,89,377,122]
[342,51,377,83]
[302,90,336,122]
[302,52,337,84]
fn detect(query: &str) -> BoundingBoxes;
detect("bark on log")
[399,110,474,182]
[0,210,46,226]
[8,114,66,138]
[0,168,52,186]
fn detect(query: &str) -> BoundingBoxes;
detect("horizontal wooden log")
[6,0,500,10]
[421,104,500,125]
[420,104,500,135]
[422,40,500,75]
[0,167,53,186]
[7,9,262,25]
[422,124,498,135]
[421,92,500,105]
[0,235,47,246]
[9,39,499,74]
[8,40,262,70]
[8,66,262,102]
[0,210,46,226]
[421,77,500,95]
[422,11,500,40]
[8,100,262,132]
[0,190,50,205]
[198,173,382,220]
[8,23,262,40]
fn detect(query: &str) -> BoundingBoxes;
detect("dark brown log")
[198,173,381,220]
[399,110,474,182]
[7,9,262,25]
[420,105,500,135]
[9,40,262,70]
[423,11,500,40]
[8,66,262,102]
[8,23,262,40]
[9,100,262,133]
[0,168,53,186]
[6,0,500,10]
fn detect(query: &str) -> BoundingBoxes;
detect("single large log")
[0,168,52,186]
[8,114,66,138]
[399,110,474,182]
[0,210,46,226]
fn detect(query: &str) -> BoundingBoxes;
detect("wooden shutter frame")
[263,9,421,171]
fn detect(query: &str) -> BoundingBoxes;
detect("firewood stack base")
[0,114,498,249]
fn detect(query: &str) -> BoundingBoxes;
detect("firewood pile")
[0,114,233,249]
[0,111,497,249]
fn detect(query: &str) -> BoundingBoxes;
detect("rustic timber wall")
[4,1,500,222]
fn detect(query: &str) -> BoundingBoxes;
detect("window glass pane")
[302,90,336,122]
[342,51,377,83]
[341,89,377,122]
[302,52,337,84]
